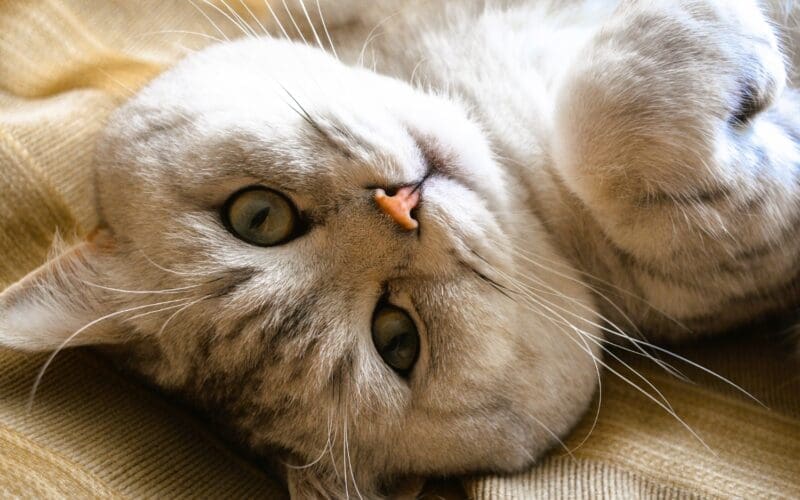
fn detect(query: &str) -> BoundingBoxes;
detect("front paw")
[682,0,787,125]
[553,0,787,201]
[621,0,786,124]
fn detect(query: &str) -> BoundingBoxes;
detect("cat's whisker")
[505,253,690,382]
[581,335,715,454]
[513,286,689,418]
[264,0,292,40]
[279,84,341,145]
[284,440,329,470]
[493,279,614,454]
[568,332,603,455]
[202,0,256,39]
[537,312,601,456]
[281,0,310,46]
[297,0,326,55]
[515,294,711,452]
[96,68,139,98]
[505,246,765,405]
[506,235,690,334]
[494,268,705,440]
[629,341,766,407]
[188,0,231,42]
[138,249,215,277]
[327,408,342,481]
[156,295,213,337]
[506,242,695,377]
[471,246,685,380]
[492,265,677,412]
[125,300,194,322]
[217,0,260,38]
[342,417,350,499]
[510,245,645,335]
[357,12,399,68]
[26,298,190,412]
[487,155,689,333]
[409,57,428,88]
[315,0,338,59]
[345,414,363,500]
[80,281,201,295]
[237,0,270,38]
[526,407,575,460]
[486,262,716,453]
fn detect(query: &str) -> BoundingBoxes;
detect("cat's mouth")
[412,133,482,197]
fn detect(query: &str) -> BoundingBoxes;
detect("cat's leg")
[551,0,800,336]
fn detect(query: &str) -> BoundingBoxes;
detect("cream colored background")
[0,1,798,497]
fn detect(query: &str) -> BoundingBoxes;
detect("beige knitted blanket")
[1,1,798,497]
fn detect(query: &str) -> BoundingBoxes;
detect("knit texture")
[0,1,798,497]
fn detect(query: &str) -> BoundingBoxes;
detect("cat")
[2,0,800,497]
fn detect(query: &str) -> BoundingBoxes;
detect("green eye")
[372,304,420,375]
[223,187,298,246]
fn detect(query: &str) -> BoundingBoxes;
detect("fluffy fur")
[2,0,800,496]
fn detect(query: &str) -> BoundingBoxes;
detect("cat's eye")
[372,303,420,375]
[223,187,298,246]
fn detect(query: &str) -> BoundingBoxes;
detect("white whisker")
[504,251,763,405]
[342,417,349,499]
[81,281,200,295]
[481,261,713,452]
[567,329,603,454]
[138,249,214,277]
[220,0,262,37]
[237,0,270,37]
[493,266,676,411]
[126,301,192,322]
[156,295,212,337]
[202,0,256,38]
[135,30,226,44]
[188,0,231,41]
[327,409,341,481]
[345,413,363,500]
[26,298,189,411]
[315,0,338,59]
[409,57,428,87]
[264,0,291,40]
[281,0,309,45]
[505,250,690,381]
[357,12,398,67]
[297,0,325,53]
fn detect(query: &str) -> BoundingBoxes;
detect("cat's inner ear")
[0,230,125,351]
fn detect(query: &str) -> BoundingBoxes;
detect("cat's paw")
[554,0,786,202]
[659,0,786,126]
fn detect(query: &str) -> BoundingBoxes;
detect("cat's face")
[1,38,599,496]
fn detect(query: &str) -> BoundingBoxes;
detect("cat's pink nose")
[374,186,420,231]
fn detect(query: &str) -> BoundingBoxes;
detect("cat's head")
[0,38,599,496]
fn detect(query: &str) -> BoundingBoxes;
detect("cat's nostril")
[373,186,421,231]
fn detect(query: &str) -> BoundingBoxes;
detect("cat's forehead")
[133,37,412,133]
[113,40,430,196]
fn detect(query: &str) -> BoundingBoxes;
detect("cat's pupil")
[249,207,270,230]
[222,186,299,247]
[371,304,420,375]
[385,334,415,362]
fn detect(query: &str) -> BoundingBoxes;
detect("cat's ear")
[0,229,126,351]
